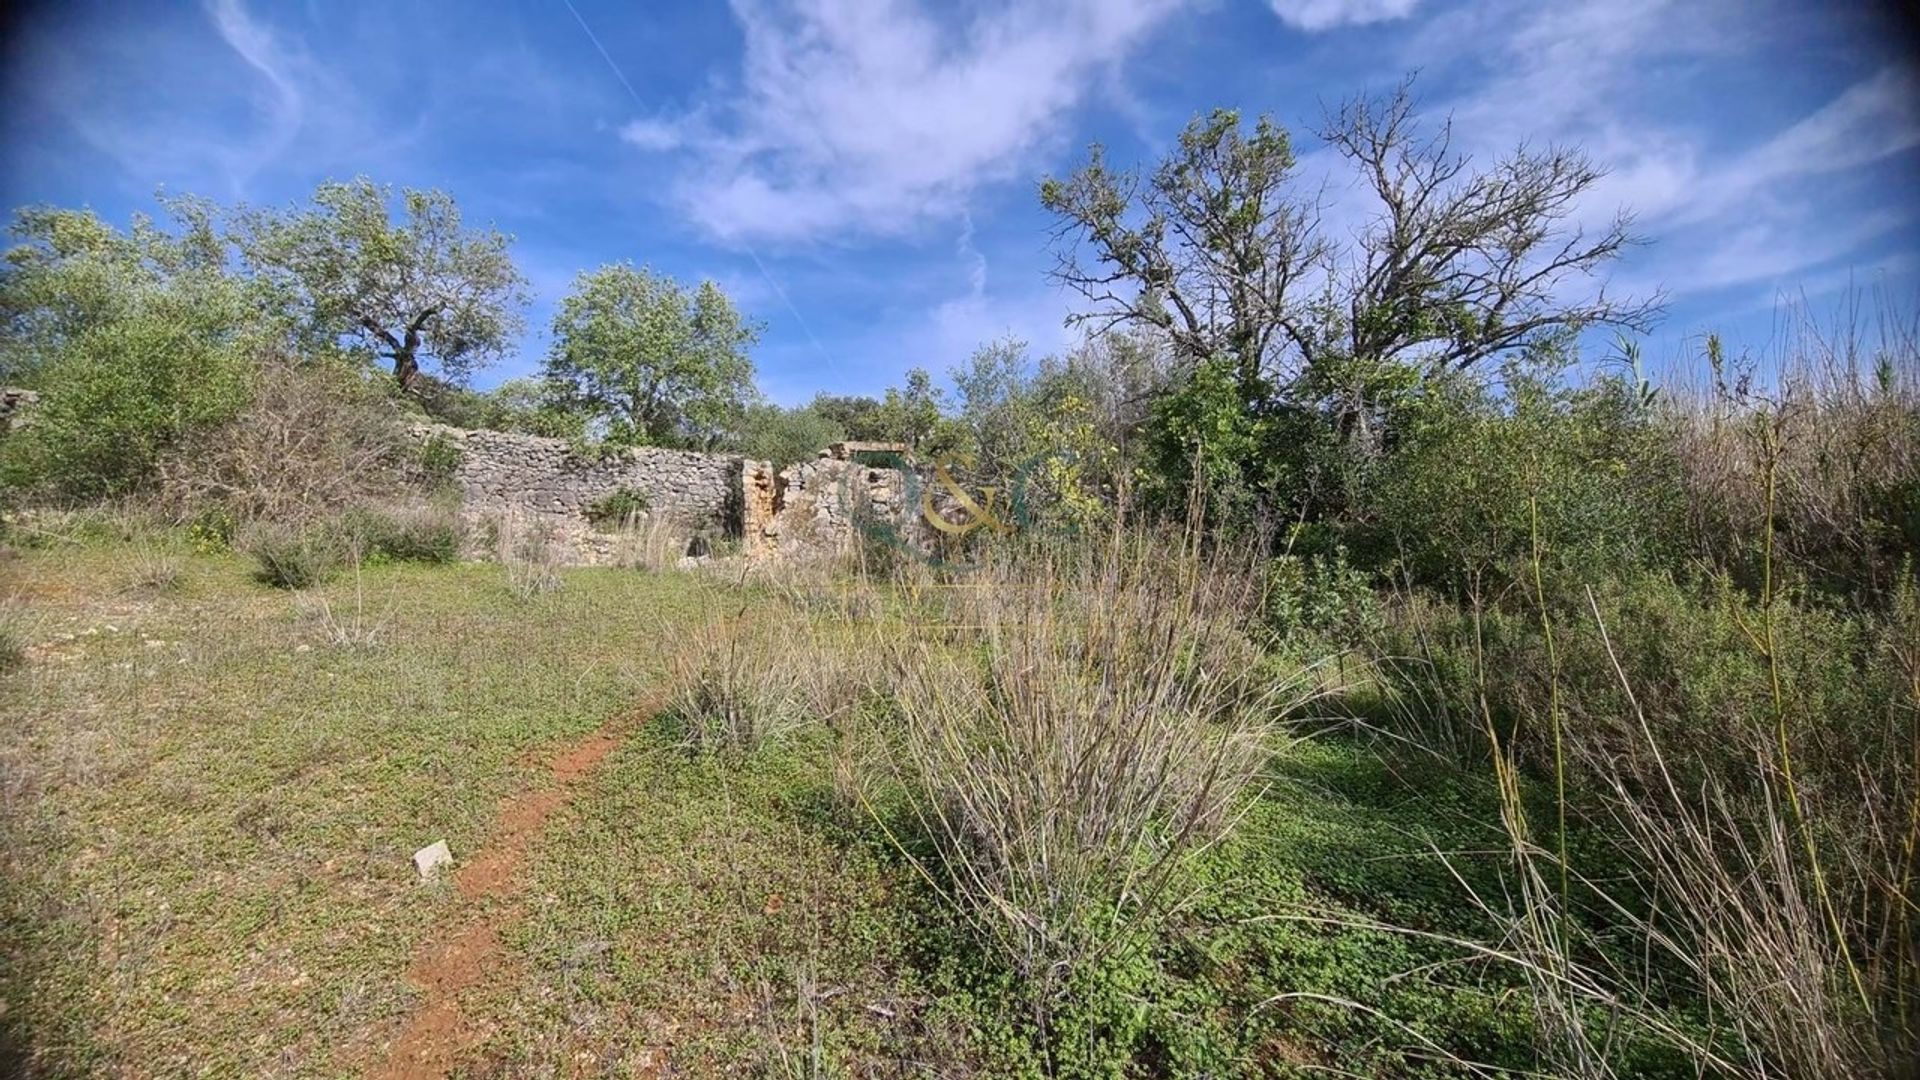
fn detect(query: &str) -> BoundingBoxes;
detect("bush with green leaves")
[415,432,463,488]
[1331,356,1686,593]
[0,205,277,500]
[338,502,463,564]
[1137,354,1343,531]
[241,522,343,590]
[731,401,846,468]
[1260,547,1383,653]
[584,487,650,529]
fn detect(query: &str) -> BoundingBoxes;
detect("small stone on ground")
[413,840,454,879]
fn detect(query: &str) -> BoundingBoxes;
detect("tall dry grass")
[1665,301,1917,598]
[667,610,809,754]
[494,512,563,598]
[1461,585,1918,1079]
[607,511,687,572]
[874,526,1316,1028]
[1459,310,1920,1078]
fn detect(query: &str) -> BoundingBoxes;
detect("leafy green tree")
[734,402,847,467]
[874,368,954,452]
[544,264,760,449]
[949,338,1037,485]
[480,378,586,439]
[234,178,527,393]
[809,392,887,441]
[0,203,272,498]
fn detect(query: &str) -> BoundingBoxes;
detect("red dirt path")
[365,699,659,1080]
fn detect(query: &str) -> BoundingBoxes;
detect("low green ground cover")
[0,538,1734,1077]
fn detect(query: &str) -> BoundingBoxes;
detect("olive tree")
[234,178,527,392]
[543,264,759,448]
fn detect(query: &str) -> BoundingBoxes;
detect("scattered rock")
[413,840,454,880]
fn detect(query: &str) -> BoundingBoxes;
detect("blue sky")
[3,0,1916,402]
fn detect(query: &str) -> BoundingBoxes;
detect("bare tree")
[1041,80,1662,405]
[1321,83,1661,374]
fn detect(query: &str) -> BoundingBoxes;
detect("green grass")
[2,538,1696,1077]
[0,547,717,1074]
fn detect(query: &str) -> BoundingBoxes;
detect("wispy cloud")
[1403,0,1918,299]
[1267,0,1418,32]
[15,0,389,199]
[1707,65,1920,210]
[203,0,307,190]
[623,0,1186,245]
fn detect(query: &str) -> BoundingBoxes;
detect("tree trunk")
[394,325,424,394]
[393,350,421,394]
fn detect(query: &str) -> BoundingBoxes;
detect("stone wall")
[741,454,923,562]
[417,425,741,564]
[0,387,39,432]
[418,425,936,566]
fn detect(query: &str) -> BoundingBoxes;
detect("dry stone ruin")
[418,425,940,565]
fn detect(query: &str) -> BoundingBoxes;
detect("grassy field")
[1,538,1687,1078]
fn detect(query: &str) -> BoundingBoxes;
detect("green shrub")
[339,503,462,564]
[415,432,463,488]
[585,487,650,529]
[186,507,238,554]
[1341,360,1684,596]
[1260,547,1382,652]
[733,401,846,468]
[241,522,342,589]
[0,207,274,500]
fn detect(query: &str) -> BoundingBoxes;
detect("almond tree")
[1041,81,1662,410]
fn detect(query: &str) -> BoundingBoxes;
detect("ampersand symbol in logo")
[920,455,1012,537]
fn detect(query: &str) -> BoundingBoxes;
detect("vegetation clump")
[240,521,343,590]
[584,486,651,530]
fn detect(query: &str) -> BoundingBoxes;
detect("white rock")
[413,840,453,880]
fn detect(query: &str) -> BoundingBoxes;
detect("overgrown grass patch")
[0,546,713,1075]
[0,538,1760,1078]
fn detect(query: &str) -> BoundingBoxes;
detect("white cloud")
[626,0,1186,245]
[25,0,401,198]
[1400,0,1919,297]
[619,117,687,152]
[203,0,308,188]
[1719,65,1920,199]
[1267,0,1418,32]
